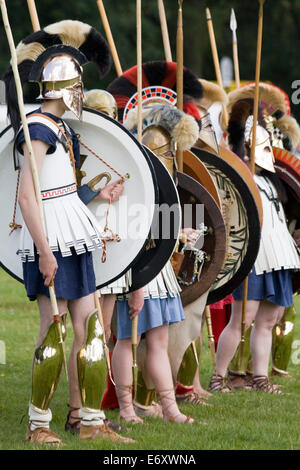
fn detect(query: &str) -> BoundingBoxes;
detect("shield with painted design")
[176,171,226,306]
[0,107,162,288]
[191,147,261,305]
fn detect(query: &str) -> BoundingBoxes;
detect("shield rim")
[0,108,159,288]
[191,146,261,305]
[126,147,181,292]
[176,171,226,306]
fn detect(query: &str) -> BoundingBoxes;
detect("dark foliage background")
[1,0,300,120]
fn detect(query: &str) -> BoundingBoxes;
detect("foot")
[227,372,253,390]
[80,423,135,443]
[26,426,62,446]
[176,391,211,406]
[134,401,163,418]
[116,384,144,424]
[159,389,195,424]
[193,386,213,399]
[208,373,233,393]
[65,404,80,434]
[252,376,283,395]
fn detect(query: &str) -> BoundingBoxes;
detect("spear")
[239,0,266,369]
[204,306,216,369]
[96,0,123,77]
[176,0,184,172]
[26,0,40,32]
[230,8,240,89]
[158,0,173,62]
[130,0,143,397]
[1,0,68,378]
[206,7,229,128]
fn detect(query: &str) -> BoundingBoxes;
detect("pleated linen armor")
[17,115,104,261]
[254,174,300,275]
[142,260,181,299]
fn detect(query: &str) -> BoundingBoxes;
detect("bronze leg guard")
[77,309,107,410]
[272,304,295,376]
[31,313,67,411]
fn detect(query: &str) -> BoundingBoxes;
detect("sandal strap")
[252,376,283,394]
[209,374,233,392]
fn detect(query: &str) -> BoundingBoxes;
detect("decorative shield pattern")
[191,147,261,305]
[176,171,226,307]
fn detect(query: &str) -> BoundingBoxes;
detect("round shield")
[273,147,300,292]
[202,143,263,227]
[0,107,158,288]
[183,149,222,209]
[176,171,226,307]
[191,147,261,305]
[127,147,181,292]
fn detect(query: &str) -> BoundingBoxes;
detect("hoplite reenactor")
[106,60,208,422]
[208,93,300,394]
[1,20,159,445]
[223,83,300,387]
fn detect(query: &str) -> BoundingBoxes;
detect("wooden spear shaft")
[250,0,265,175]
[26,0,40,32]
[96,0,123,77]
[206,7,229,128]
[176,0,183,172]
[1,0,68,378]
[158,0,173,62]
[240,0,265,369]
[130,0,143,397]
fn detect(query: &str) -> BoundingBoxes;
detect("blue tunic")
[233,267,293,308]
[17,109,99,301]
[116,294,185,339]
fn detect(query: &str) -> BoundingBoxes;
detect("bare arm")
[18,140,58,286]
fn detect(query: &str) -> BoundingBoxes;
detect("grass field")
[0,267,300,452]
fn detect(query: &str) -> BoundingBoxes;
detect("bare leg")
[112,336,143,423]
[100,294,116,343]
[36,295,67,347]
[251,301,283,377]
[215,300,259,377]
[145,325,194,423]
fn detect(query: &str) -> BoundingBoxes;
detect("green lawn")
[0,267,299,451]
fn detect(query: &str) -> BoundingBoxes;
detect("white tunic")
[17,115,104,261]
[254,174,300,274]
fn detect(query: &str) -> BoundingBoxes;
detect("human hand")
[98,179,124,202]
[128,288,144,320]
[39,250,58,286]
[181,227,201,246]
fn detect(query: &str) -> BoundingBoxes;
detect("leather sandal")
[158,389,195,424]
[176,391,211,406]
[26,426,62,446]
[208,374,233,393]
[115,385,144,424]
[133,401,163,418]
[252,376,283,395]
[65,404,80,434]
[80,422,135,443]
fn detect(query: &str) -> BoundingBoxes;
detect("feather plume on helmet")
[195,78,228,114]
[107,60,203,124]
[224,82,300,150]
[3,20,111,132]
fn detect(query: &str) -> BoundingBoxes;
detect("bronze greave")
[31,313,67,411]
